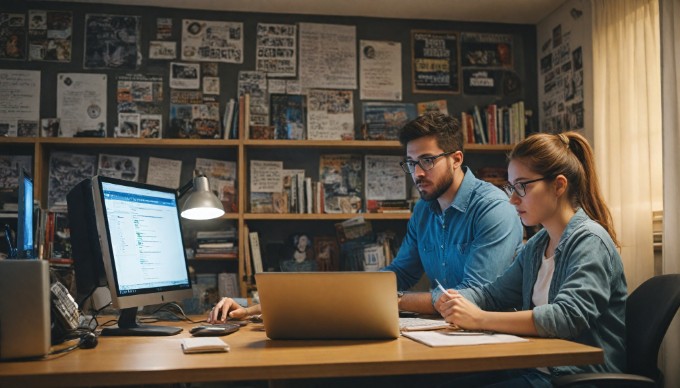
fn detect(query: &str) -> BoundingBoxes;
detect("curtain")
[660,0,680,386]
[591,0,661,292]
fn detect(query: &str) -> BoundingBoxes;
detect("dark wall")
[2,1,538,137]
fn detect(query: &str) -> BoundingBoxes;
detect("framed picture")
[314,236,340,272]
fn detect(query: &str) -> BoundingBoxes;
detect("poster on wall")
[0,13,26,60]
[307,89,354,140]
[299,23,357,90]
[84,14,140,69]
[361,102,416,140]
[181,19,243,63]
[411,30,459,94]
[169,90,220,139]
[359,40,402,101]
[238,71,269,126]
[256,23,296,77]
[28,10,72,62]
[0,69,40,137]
[460,33,512,68]
[116,73,164,138]
[539,22,584,133]
[56,73,107,137]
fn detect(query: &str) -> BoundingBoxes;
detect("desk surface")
[0,319,603,387]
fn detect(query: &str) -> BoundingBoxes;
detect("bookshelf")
[0,136,514,296]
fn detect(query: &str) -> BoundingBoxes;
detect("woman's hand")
[438,292,486,330]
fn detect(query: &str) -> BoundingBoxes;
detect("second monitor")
[68,176,193,336]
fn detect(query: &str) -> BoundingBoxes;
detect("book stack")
[366,199,411,213]
[193,228,238,260]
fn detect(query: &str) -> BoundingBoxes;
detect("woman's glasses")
[502,177,551,197]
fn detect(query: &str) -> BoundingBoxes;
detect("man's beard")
[417,171,454,202]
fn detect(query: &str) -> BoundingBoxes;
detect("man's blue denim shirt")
[384,167,523,292]
[450,209,627,375]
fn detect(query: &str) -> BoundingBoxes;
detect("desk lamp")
[178,175,225,220]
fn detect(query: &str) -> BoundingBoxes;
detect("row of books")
[462,101,527,145]
[250,169,324,214]
[192,228,238,260]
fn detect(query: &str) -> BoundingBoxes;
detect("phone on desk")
[50,281,81,343]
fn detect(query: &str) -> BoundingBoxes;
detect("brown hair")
[398,112,464,153]
[509,131,619,246]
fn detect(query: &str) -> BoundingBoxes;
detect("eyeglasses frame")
[400,151,456,174]
[502,176,553,197]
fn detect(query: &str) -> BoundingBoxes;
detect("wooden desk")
[0,320,603,387]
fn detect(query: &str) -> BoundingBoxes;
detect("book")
[222,98,236,139]
[270,94,306,140]
[319,154,363,214]
[249,231,263,274]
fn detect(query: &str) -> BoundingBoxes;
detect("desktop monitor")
[68,175,193,336]
[16,169,34,259]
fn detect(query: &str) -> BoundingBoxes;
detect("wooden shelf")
[243,139,401,149]
[244,212,411,221]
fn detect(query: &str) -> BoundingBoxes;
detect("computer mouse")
[190,323,240,337]
[79,332,98,349]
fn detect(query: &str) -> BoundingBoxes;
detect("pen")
[434,278,449,296]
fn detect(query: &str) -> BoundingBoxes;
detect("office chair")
[553,274,680,387]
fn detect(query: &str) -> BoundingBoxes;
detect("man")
[383,112,523,315]
[209,112,522,323]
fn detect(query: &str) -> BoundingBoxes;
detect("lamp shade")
[180,176,225,220]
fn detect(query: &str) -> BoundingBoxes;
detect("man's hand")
[437,291,486,330]
[207,297,250,323]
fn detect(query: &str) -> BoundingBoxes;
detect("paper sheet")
[402,330,528,347]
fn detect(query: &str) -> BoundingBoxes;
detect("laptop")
[256,272,400,340]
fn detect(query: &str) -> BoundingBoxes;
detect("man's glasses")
[400,151,455,174]
[502,177,552,197]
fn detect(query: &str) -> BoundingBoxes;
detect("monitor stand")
[101,307,183,336]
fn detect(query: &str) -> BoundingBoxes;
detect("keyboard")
[399,317,452,332]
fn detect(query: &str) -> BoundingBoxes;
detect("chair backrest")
[625,274,680,380]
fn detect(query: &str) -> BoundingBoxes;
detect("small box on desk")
[0,259,51,360]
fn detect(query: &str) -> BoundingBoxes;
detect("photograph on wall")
[307,89,354,140]
[57,73,107,137]
[411,30,459,94]
[47,152,97,210]
[417,100,448,116]
[149,41,176,59]
[28,10,72,62]
[203,76,219,95]
[270,94,306,140]
[319,154,362,214]
[156,17,172,40]
[238,71,269,126]
[359,40,402,101]
[181,19,243,63]
[256,23,296,77]
[169,62,200,89]
[41,118,60,137]
[460,33,512,68]
[98,154,139,181]
[116,73,163,138]
[0,69,40,137]
[84,14,140,69]
[169,91,220,139]
[299,23,357,90]
[0,13,26,60]
[361,102,416,140]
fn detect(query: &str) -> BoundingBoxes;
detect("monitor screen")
[72,176,192,336]
[16,169,33,259]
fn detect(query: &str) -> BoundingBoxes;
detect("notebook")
[255,272,400,340]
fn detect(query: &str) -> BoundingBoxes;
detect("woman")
[434,131,627,387]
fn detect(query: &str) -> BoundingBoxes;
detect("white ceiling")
[43,0,568,24]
